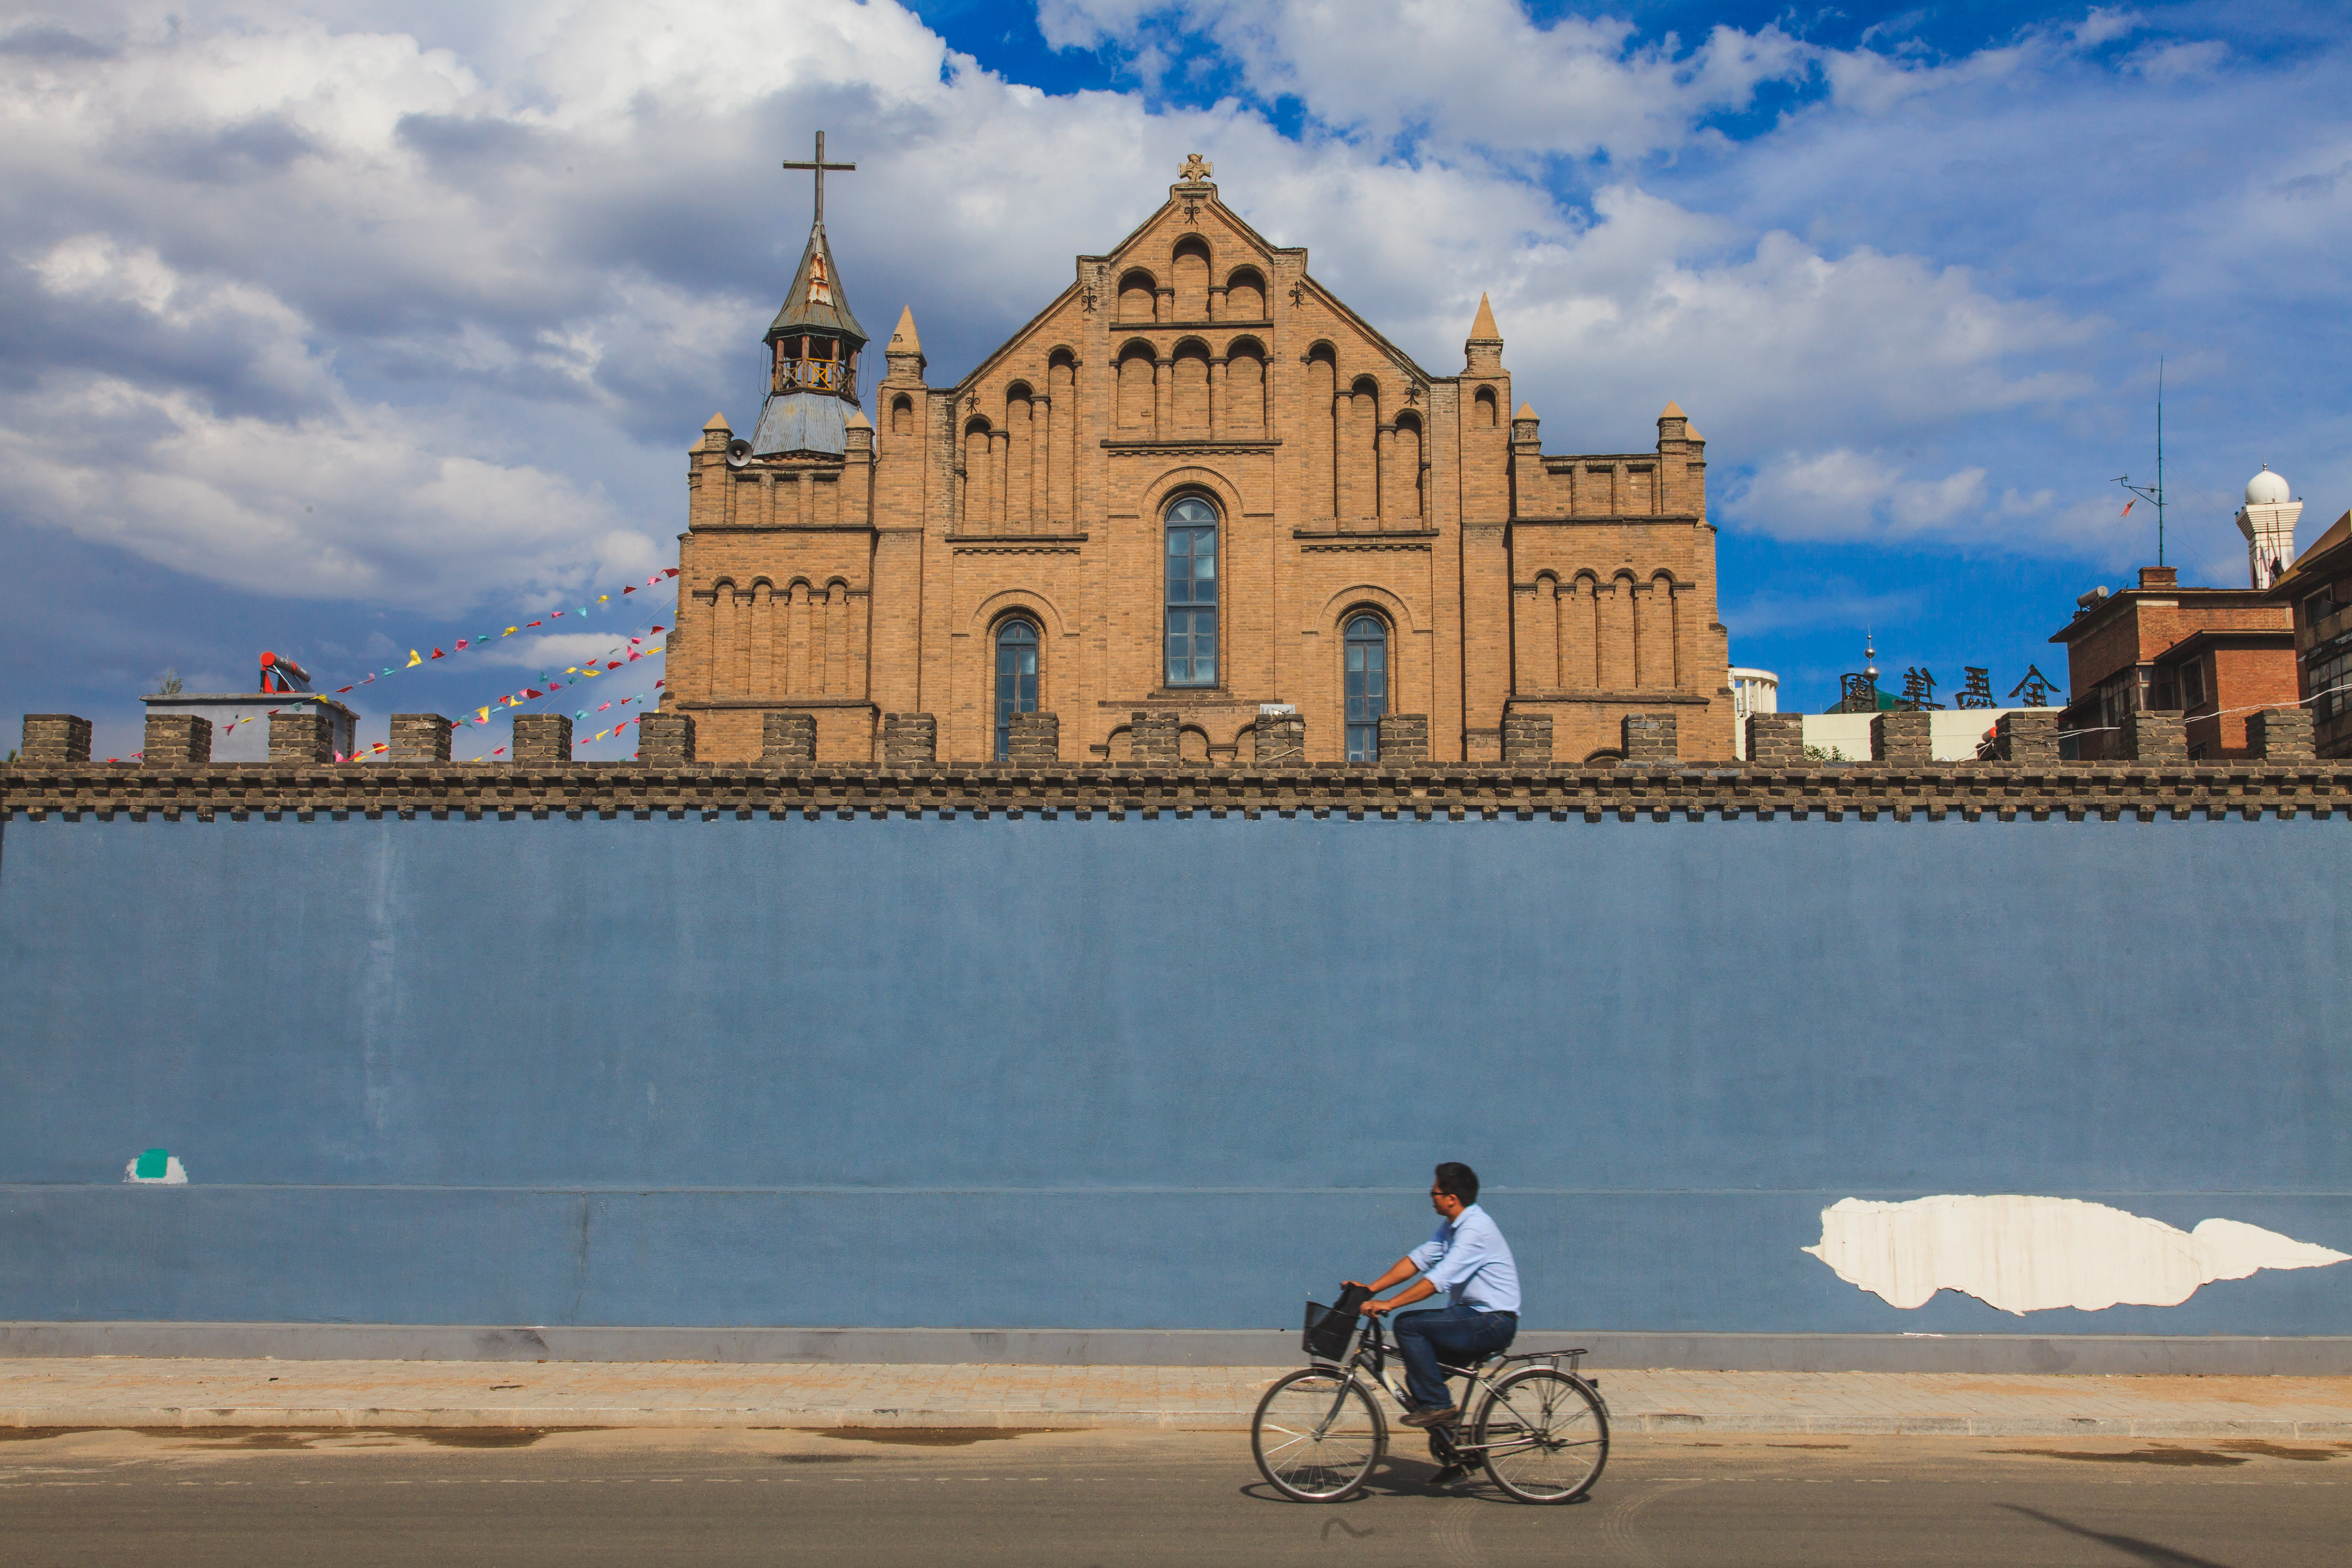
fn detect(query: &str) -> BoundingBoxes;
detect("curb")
[6,1407,2349,1440]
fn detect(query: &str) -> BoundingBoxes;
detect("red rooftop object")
[258,651,312,695]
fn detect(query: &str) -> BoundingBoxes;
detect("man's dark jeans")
[1394,1303,1517,1412]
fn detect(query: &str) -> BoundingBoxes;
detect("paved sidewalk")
[4,1359,2349,1439]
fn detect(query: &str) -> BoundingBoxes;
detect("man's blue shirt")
[1407,1202,1520,1313]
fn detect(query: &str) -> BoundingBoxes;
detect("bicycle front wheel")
[1471,1366,1608,1503]
[1251,1367,1387,1502]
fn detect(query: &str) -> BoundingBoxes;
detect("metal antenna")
[2113,356,2167,565]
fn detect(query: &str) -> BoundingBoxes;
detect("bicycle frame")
[1318,1313,1603,1463]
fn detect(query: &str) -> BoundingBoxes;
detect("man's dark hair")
[1434,1162,1479,1204]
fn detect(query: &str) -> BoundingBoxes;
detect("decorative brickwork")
[2249,707,2315,763]
[2124,709,2188,763]
[882,713,937,765]
[1746,713,1804,768]
[1130,710,1181,766]
[512,714,574,763]
[1870,712,1932,765]
[1377,713,1429,762]
[665,172,1737,766]
[268,710,333,764]
[10,759,2352,824]
[1993,712,2057,766]
[1255,710,1306,766]
[763,712,818,763]
[21,714,91,763]
[1623,713,1677,765]
[639,713,696,764]
[142,714,211,766]
[389,714,454,763]
[1005,712,1060,763]
[1501,713,1553,764]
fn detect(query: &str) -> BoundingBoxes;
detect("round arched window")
[995,619,1039,760]
[1165,497,1218,686]
[1344,615,1388,761]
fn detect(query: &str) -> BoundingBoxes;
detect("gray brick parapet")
[1377,714,1429,763]
[2250,707,2316,762]
[1994,712,2057,765]
[638,712,696,764]
[1623,713,1678,766]
[1005,712,1059,763]
[1746,714,1804,767]
[882,713,936,765]
[389,714,454,763]
[1129,710,1181,765]
[1871,712,1932,765]
[512,714,573,763]
[142,713,211,766]
[2125,709,2188,763]
[763,712,817,763]
[1501,712,1553,765]
[9,758,2352,823]
[1254,711,1305,766]
[21,714,92,763]
[268,709,333,764]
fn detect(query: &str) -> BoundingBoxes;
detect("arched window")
[1344,614,1388,760]
[995,619,1039,760]
[1165,496,1219,686]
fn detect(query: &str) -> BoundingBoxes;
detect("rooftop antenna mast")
[2113,357,2166,567]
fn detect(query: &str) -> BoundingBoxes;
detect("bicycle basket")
[1301,1283,1371,1360]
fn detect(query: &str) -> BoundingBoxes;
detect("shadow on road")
[2002,1504,2237,1568]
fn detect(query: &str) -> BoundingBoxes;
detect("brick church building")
[665,153,1735,764]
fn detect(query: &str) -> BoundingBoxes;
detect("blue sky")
[2,1,2347,756]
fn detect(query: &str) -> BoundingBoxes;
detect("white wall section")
[1804,1195,2349,1315]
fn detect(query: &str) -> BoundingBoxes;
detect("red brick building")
[2050,565,2297,762]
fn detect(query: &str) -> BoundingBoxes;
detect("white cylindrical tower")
[1728,667,1779,760]
[2237,464,2302,590]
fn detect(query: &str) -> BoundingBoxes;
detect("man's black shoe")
[1430,1463,1469,1485]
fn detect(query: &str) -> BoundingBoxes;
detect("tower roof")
[888,305,921,354]
[766,222,868,346]
[1468,292,1500,340]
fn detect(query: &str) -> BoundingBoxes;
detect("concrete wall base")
[5,1323,2348,1375]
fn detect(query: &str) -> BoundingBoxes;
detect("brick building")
[2271,508,2352,759]
[663,155,1734,764]
[2050,563,2297,762]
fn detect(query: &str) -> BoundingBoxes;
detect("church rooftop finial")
[1178,152,1213,183]
[1469,293,1500,341]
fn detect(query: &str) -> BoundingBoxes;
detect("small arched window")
[995,619,1039,760]
[1165,496,1219,686]
[1344,615,1388,761]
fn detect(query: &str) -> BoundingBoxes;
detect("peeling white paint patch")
[123,1149,186,1184]
[1804,1195,2349,1315]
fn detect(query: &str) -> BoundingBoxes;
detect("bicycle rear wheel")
[1471,1366,1608,1503]
[1251,1367,1387,1502]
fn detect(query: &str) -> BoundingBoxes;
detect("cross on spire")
[781,130,855,227]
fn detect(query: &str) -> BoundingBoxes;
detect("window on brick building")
[995,619,1039,761]
[2179,657,2207,711]
[1345,615,1388,760]
[1165,497,1218,686]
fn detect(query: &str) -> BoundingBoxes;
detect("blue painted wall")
[2,813,2346,1333]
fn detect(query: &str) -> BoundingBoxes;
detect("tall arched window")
[1345,614,1388,760]
[995,619,1039,760]
[1165,496,1218,686]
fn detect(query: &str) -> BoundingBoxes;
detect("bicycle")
[1250,1294,1609,1504]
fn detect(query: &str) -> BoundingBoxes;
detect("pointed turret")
[749,219,869,458]
[1465,292,1504,375]
[885,305,926,382]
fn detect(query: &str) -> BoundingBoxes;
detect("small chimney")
[2137,566,2178,591]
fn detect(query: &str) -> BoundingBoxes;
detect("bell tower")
[748,132,869,457]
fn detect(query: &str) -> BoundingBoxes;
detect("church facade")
[666,157,1734,765]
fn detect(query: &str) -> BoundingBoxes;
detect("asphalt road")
[3,1424,2346,1566]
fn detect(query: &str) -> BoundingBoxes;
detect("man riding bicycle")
[1346,1161,1519,1430]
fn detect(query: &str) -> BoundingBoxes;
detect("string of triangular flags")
[213,567,681,742]
[338,626,668,761]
